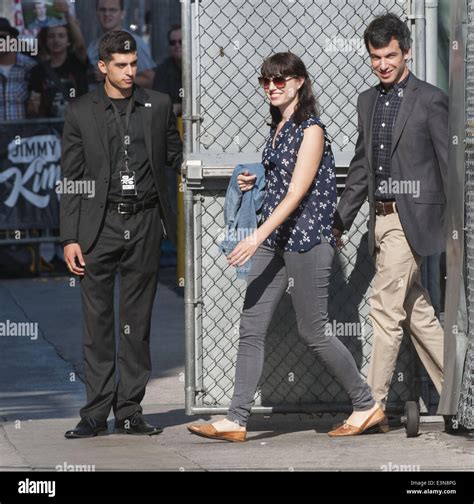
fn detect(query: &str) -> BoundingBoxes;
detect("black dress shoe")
[64,418,108,439]
[114,412,163,436]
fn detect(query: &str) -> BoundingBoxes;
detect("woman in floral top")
[188,52,384,442]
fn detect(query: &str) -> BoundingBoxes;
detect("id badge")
[120,171,137,197]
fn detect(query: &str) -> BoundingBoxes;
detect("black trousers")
[79,205,163,422]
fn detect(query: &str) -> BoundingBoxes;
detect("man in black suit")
[333,14,446,415]
[60,31,182,438]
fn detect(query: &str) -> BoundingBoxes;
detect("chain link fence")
[458,0,474,429]
[192,193,419,412]
[184,0,436,416]
[193,0,406,155]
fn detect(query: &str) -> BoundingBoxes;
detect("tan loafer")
[331,415,389,434]
[328,406,386,437]
[187,423,247,442]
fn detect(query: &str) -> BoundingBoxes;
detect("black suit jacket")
[334,73,448,257]
[59,85,183,253]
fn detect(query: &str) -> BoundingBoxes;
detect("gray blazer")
[334,73,448,257]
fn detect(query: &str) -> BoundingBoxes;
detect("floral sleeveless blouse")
[261,114,337,251]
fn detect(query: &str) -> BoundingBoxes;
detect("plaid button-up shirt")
[372,71,410,200]
[0,53,37,121]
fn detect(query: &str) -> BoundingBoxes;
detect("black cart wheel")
[405,401,420,438]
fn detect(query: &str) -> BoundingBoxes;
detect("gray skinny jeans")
[227,238,375,426]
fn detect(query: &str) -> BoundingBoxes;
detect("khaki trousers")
[367,211,444,408]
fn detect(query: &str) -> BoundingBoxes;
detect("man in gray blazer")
[333,13,447,416]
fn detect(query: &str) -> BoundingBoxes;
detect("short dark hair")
[98,30,137,63]
[96,0,124,11]
[167,24,181,42]
[364,13,411,53]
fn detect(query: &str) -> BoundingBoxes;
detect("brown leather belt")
[375,200,397,216]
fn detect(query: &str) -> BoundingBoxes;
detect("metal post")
[414,0,427,80]
[438,0,469,417]
[182,0,193,158]
[182,0,196,415]
[425,0,439,85]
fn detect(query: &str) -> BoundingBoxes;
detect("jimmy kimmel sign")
[0,122,62,229]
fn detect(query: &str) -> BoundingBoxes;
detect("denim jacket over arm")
[220,163,266,278]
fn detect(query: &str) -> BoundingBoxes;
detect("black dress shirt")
[101,85,159,203]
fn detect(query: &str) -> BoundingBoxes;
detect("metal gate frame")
[439,0,474,428]
[182,0,441,417]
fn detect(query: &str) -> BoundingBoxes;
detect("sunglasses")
[169,40,182,46]
[258,75,296,90]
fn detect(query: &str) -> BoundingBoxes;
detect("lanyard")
[110,96,134,172]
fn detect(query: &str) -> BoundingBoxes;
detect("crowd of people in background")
[0,0,182,276]
[0,0,183,122]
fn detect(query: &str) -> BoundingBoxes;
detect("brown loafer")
[328,406,386,437]
[187,423,247,442]
[331,415,389,434]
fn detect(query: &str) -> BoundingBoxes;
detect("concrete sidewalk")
[0,271,473,472]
